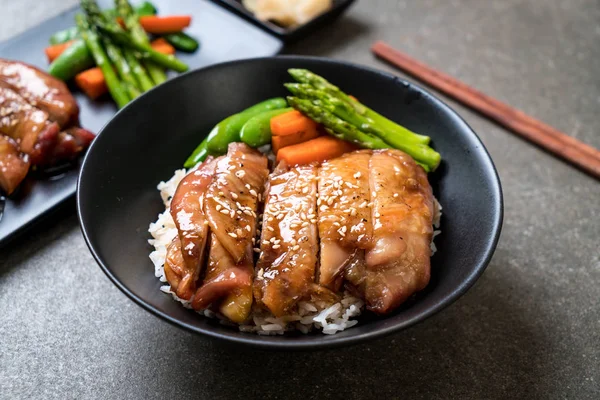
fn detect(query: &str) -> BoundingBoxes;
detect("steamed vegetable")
[276,136,356,165]
[206,98,288,154]
[49,27,79,45]
[139,15,192,34]
[183,138,208,169]
[116,0,167,85]
[270,109,319,138]
[47,39,94,81]
[163,32,199,53]
[150,38,176,55]
[102,37,141,99]
[240,107,293,148]
[75,67,108,99]
[45,41,77,62]
[288,68,431,145]
[287,96,439,171]
[75,13,129,108]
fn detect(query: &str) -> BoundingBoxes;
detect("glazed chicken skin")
[165,157,217,300]
[0,59,80,128]
[193,143,269,323]
[364,149,434,314]
[164,145,435,321]
[254,162,320,317]
[317,150,372,291]
[0,136,29,194]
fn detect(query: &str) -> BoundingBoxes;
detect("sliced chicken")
[364,149,434,314]
[164,238,185,294]
[167,157,217,300]
[0,86,94,166]
[192,233,254,323]
[254,163,319,317]
[193,143,268,322]
[317,150,372,290]
[0,86,59,164]
[0,59,79,128]
[0,135,29,195]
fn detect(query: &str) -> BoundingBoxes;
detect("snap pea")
[184,138,209,169]
[47,39,95,81]
[240,107,293,148]
[49,27,79,45]
[206,98,288,154]
[163,32,199,53]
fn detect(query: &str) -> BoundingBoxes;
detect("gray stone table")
[1,0,599,398]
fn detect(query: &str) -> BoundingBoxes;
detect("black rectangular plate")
[210,0,356,42]
[0,0,282,246]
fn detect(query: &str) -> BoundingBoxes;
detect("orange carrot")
[270,110,319,138]
[272,130,321,154]
[75,68,108,100]
[151,38,176,55]
[139,15,192,34]
[44,40,75,63]
[276,136,357,165]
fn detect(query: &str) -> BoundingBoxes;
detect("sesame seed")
[231,193,238,199]
[270,237,276,243]
[276,213,285,220]
[258,193,262,201]
[246,225,252,232]
[253,248,261,253]
[300,212,306,220]
[350,208,357,216]
[359,201,367,208]
[250,189,257,197]
[236,228,243,236]
[252,237,256,244]
[341,226,347,233]
[237,210,242,215]
[310,219,317,224]
[228,232,238,238]
[267,226,275,232]
[243,210,253,216]
[216,204,222,211]
[272,244,281,249]
[327,198,335,206]
[268,217,274,222]
[393,193,399,198]
[230,210,235,218]
[354,172,361,179]
[245,184,252,190]
[290,239,297,245]
[220,209,230,215]
[219,191,225,196]
[375,212,381,218]
[290,223,298,228]
[320,205,328,212]
[292,245,300,251]
[302,222,309,227]
[333,222,340,227]
[302,187,309,194]
[371,192,376,197]
[345,182,354,188]
[263,240,270,245]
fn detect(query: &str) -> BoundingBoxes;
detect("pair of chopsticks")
[371,41,600,179]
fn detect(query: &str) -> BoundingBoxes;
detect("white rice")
[148,168,441,335]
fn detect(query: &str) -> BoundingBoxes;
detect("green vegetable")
[75,13,129,108]
[206,98,288,154]
[183,139,209,169]
[288,68,431,145]
[48,2,157,45]
[116,0,167,85]
[240,107,293,148]
[49,27,79,45]
[47,39,94,81]
[102,37,141,99]
[287,96,440,171]
[163,32,199,53]
[124,50,154,91]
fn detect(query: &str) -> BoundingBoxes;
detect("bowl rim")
[77,55,504,350]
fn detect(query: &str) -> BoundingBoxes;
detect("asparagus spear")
[102,37,141,99]
[288,69,431,145]
[81,0,187,73]
[81,0,154,92]
[285,83,441,166]
[116,0,167,85]
[75,14,129,108]
[287,96,440,171]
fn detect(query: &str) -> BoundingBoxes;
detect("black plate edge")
[77,55,504,350]
[209,0,357,42]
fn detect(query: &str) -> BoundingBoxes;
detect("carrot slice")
[272,130,321,154]
[75,68,108,100]
[139,15,192,34]
[276,136,357,165]
[270,110,319,138]
[151,38,176,55]
[44,40,76,63]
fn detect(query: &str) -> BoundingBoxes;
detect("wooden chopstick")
[371,41,600,179]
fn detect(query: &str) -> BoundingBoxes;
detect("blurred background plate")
[0,0,282,246]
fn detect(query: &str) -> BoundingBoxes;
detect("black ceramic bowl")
[77,56,503,350]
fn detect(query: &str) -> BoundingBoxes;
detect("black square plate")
[210,0,356,42]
